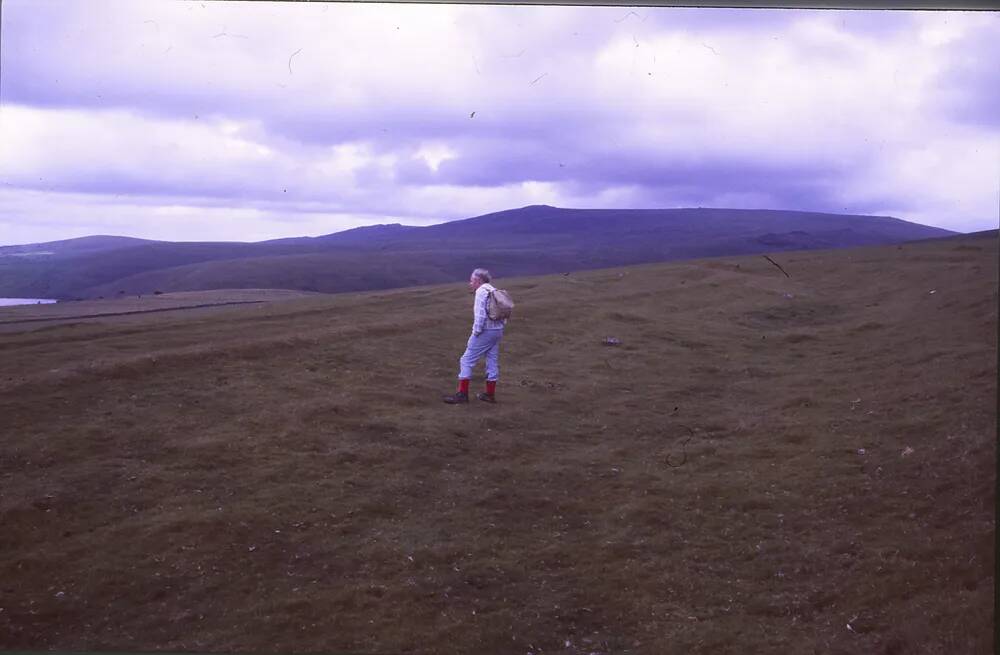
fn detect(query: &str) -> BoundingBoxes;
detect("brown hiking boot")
[476,392,496,403]
[443,391,469,404]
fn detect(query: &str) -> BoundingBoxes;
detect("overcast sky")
[1,1,998,245]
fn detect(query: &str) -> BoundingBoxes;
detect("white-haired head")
[471,268,491,283]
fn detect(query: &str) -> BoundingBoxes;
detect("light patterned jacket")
[472,283,507,335]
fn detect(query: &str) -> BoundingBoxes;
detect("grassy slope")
[0,289,327,329]
[0,235,995,654]
[80,248,586,298]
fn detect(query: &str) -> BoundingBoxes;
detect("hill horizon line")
[0,205,962,301]
[0,204,957,248]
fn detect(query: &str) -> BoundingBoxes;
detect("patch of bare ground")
[0,235,995,654]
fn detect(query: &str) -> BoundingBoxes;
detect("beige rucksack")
[487,288,515,321]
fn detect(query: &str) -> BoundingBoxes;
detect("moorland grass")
[0,235,995,654]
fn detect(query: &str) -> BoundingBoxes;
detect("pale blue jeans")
[458,328,504,381]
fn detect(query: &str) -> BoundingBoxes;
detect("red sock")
[458,379,470,394]
[486,380,496,396]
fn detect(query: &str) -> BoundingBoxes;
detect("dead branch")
[762,255,790,278]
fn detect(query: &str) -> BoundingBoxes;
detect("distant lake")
[0,298,58,306]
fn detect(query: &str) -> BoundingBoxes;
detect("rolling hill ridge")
[0,206,955,299]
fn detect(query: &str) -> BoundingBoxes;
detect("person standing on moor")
[443,268,507,404]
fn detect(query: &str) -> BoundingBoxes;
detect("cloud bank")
[1,1,997,244]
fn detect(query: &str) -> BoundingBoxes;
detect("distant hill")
[0,206,957,299]
[0,235,157,258]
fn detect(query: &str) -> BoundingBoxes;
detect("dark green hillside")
[0,206,956,299]
[81,248,574,297]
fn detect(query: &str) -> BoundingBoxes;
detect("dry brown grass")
[1,235,995,654]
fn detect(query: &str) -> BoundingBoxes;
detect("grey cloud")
[933,23,1000,128]
[391,124,854,215]
[397,136,559,187]
[640,7,800,33]
[563,159,847,213]
[9,164,287,203]
[2,0,995,240]
[642,7,920,36]
[2,5,255,119]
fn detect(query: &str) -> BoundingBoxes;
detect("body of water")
[0,298,59,306]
